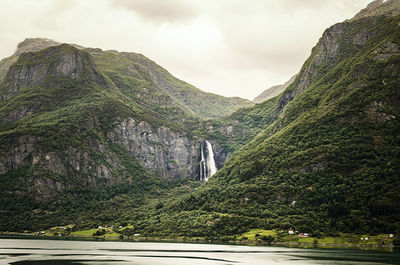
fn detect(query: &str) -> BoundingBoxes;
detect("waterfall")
[199,140,218,182]
[206,141,217,178]
[199,143,206,181]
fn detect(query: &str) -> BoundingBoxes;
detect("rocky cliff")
[1,44,107,101]
[0,42,230,202]
[110,118,227,179]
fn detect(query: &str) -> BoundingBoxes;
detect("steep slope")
[147,0,400,236]
[253,75,296,103]
[0,43,227,231]
[0,38,241,186]
[0,38,61,82]
[1,38,252,119]
[90,49,253,119]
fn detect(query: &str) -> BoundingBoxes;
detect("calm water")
[0,239,399,265]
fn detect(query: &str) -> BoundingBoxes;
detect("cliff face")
[1,44,107,101]
[110,118,228,179]
[0,42,230,201]
[0,119,228,200]
[0,132,123,200]
[276,1,398,112]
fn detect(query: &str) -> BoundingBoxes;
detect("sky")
[0,0,373,100]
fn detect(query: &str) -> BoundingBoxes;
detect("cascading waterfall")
[199,140,218,182]
[206,141,217,177]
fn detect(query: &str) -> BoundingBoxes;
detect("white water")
[199,140,218,182]
[206,140,217,178]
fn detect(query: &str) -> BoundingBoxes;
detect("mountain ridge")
[0,0,399,237]
[136,0,400,236]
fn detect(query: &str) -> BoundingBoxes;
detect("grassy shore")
[1,227,397,251]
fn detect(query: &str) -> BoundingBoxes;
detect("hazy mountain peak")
[351,0,400,21]
[253,75,296,103]
[15,38,60,56]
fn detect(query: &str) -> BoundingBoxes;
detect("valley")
[0,0,399,248]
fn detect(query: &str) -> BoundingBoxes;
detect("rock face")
[110,118,228,179]
[1,44,107,100]
[0,117,229,200]
[0,134,121,200]
[0,42,232,201]
[276,0,398,112]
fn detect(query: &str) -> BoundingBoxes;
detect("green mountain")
[140,0,400,236]
[1,0,399,238]
[0,38,248,230]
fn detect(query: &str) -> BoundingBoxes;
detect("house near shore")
[298,233,308,238]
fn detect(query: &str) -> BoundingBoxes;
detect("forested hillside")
[140,0,400,237]
[0,0,399,239]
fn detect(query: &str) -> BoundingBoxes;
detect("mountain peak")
[15,38,86,56]
[351,0,400,21]
[1,43,108,100]
[15,38,60,56]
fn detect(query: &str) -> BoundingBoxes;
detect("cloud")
[111,0,199,23]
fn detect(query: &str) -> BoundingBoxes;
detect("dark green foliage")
[154,9,400,233]
[2,3,400,238]
[261,235,275,242]
[137,8,400,237]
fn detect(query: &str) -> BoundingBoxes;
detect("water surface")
[0,239,399,265]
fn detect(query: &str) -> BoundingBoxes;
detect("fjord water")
[1,239,399,265]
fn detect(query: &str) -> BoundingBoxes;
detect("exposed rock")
[0,135,37,174]
[110,118,229,179]
[1,44,108,100]
[365,101,396,122]
[30,178,67,201]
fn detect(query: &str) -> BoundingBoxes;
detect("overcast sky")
[0,0,373,100]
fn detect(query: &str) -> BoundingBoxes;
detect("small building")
[298,233,308,238]
[288,230,294,235]
[390,234,394,238]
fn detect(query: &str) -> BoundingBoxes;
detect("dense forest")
[0,0,399,242]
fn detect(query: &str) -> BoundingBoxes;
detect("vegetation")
[145,9,400,237]
[1,1,400,243]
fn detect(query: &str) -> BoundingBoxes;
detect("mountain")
[0,38,253,119]
[140,0,400,236]
[1,0,399,237]
[253,75,296,103]
[0,39,245,230]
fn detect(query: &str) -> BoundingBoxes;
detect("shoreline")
[0,233,396,252]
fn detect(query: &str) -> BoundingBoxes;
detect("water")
[0,239,399,265]
[205,141,218,179]
[199,140,218,182]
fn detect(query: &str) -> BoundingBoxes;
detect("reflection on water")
[0,239,399,265]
